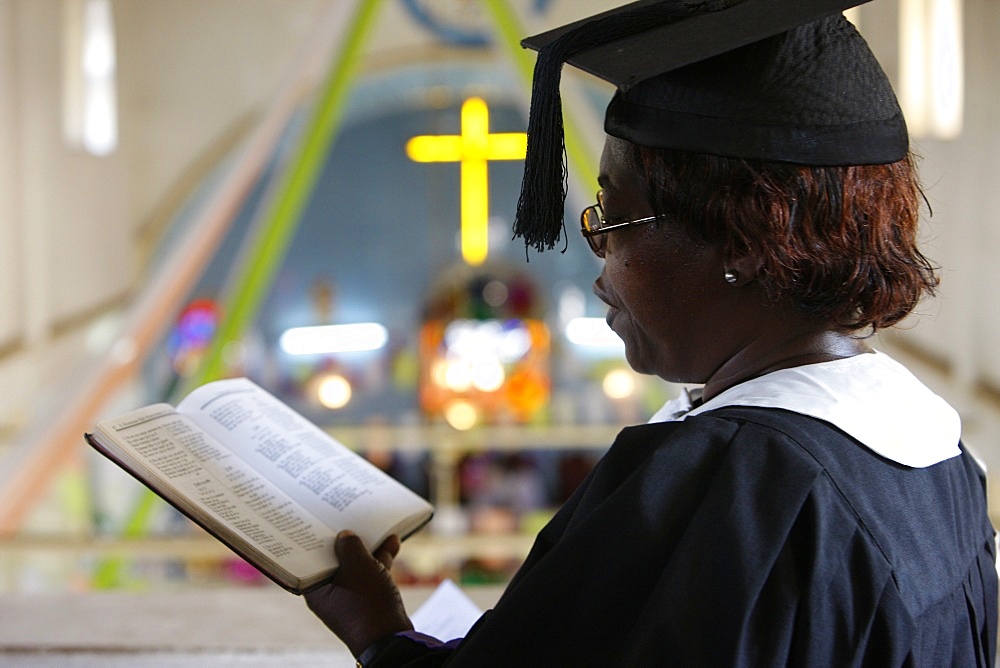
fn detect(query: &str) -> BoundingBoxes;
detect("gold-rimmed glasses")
[580,190,658,257]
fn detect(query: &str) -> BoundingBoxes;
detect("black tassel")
[513,1,710,254]
[513,36,570,253]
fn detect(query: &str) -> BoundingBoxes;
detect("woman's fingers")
[373,534,401,571]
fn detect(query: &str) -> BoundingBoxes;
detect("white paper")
[410,579,483,642]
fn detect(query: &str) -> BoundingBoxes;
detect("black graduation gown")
[369,407,998,666]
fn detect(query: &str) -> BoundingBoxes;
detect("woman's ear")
[722,253,763,287]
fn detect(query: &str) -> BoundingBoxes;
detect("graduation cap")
[513,0,907,253]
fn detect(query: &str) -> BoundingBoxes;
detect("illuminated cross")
[406,97,527,266]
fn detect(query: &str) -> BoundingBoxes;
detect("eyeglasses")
[580,190,658,257]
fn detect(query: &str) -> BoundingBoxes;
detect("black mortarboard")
[513,0,908,253]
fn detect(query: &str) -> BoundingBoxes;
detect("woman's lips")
[605,306,620,329]
[593,283,619,329]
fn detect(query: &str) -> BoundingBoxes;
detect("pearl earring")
[724,270,738,284]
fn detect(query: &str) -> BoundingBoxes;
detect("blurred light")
[602,368,636,400]
[430,358,451,389]
[317,374,352,410]
[279,323,388,355]
[482,280,509,307]
[461,97,489,267]
[444,320,531,362]
[444,400,478,430]
[81,0,114,77]
[565,317,624,349]
[433,357,506,394]
[471,359,505,393]
[444,360,474,392]
[899,0,963,139]
[168,299,219,375]
[556,284,587,328]
[928,0,963,138]
[83,80,117,155]
[85,311,124,354]
[109,337,137,365]
[63,0,118,155]
[406,135,462,161]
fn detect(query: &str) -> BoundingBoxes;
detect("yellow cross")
[406,97,527,266]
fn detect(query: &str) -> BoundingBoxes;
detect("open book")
[85,377,433,594]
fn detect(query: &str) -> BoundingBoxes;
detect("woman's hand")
[304,531,413,656]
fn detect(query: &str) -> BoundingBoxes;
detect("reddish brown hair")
[633,145,939,331]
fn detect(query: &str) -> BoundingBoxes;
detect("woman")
[305,1,998,665]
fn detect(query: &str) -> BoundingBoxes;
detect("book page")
[95,405,336,583]
[176,378,431,551]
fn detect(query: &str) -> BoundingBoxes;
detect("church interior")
[1,0,998,663]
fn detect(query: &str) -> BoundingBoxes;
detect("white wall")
[903,0,1000,391]
[114,0,329,238]
[0,0,135,420]
[0,0,329,430]
[0,1,21,348]
[6,0,133,333]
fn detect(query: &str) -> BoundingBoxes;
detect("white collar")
[648,351,961,468]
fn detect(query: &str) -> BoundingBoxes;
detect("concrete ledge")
[0,585,503,665]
